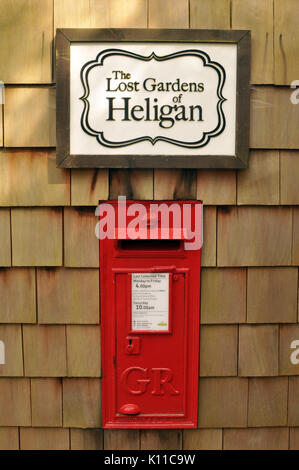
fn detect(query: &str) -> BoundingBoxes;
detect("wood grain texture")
[54,0,109,28]
[279,325,299,376]
[250,87,299,149]
[0,105,3,147]
[274,0,299,84]
[0,428,19,450]
[239,325,279,376]
[223,428,289,450]
[11,208,62,267]
[20,428,69,450]
[64,208,99,268]
[0,150,70,206]
[154,169,197,200]
[280,151,299,204]
[0,209,11,267]
[63,378,101,428]
[247,267,298,323]
[0,0,53,83]
[190,0,230,28]
[0,268,36,323]
[23,325,67,377]
[201,206,216,267]
[71,429,103,450]
[199,325,238,376]
[110,169,153,200]
[292,208,299,265]
[248,377,288,427]
[0,378,31,426]
[232,0,273,83]
[288,377,299,426]
[198,378,248,428]
[104,430,140,450]
[108,0,148,27]
[0,325,23,376]
[183,429,222,450]
[237,151,280,205]
[290,428,299,450]
[71,169,108,205]
[66,325,101,377]
[140,430,182,450]
[200,268,246,324]
[197,170,236,205]
[31,378,62,427]
[37,268,99,324]
[149,0,189,28]
[217,206,292,266]
[4,87,56,147]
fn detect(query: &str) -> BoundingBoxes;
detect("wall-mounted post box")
[99,200,202,428]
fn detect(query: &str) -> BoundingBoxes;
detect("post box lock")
[100,200,202,429]
[126,336,140,355]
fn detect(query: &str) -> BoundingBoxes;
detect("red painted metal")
[100,201,201,428]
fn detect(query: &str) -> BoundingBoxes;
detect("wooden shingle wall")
[0,0,298,450]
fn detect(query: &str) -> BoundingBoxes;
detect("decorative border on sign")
[79,48,227,149]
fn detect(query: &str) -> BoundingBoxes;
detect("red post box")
[99,200,202,428]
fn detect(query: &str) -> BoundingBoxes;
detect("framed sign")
[56,29,250,168]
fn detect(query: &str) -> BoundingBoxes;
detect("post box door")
[115,271,186,420]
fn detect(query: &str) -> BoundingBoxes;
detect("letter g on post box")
[99,200,202,428]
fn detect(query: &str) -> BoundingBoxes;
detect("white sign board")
[131,273,169,331]
[70,43,236,156]
[56,29,250,168]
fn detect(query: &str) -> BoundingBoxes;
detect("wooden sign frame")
[56,28,250,169]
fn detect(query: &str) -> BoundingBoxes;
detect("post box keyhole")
[126,337,140,355]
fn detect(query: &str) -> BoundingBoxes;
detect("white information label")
[131,273,169,331]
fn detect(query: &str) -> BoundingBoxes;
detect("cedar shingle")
[71,169,108,206]
[0,378,31,426]
[183,429,222,450]
[0,325,23,376]
[232,0,273,83]
[280,325,299,375]
[20,428,69,450]
[239,325,279,376]
[248,377,288,426]
[0,0,52,83]
[66,325,101,377]
[281,151,299,204]
[0,151,70,206]
[0,209,11,267]
[4,88,55,147]
[64,208,99,268]
[23,325,67,377]
[199,325,238,376]
[223,428,289,450]
[190,0,230,29]
[37,268,99,324]
[198,378,248,428]
[197,170,236,205]
[104,430,140,450]
[0,268,36,323]
[201,268,246,324]
[247,268,298,323]
[11,208,62,266]
[63,378,101,428]
[218,206,292,266]
[31,378,62,427]
[237,151,280,205]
